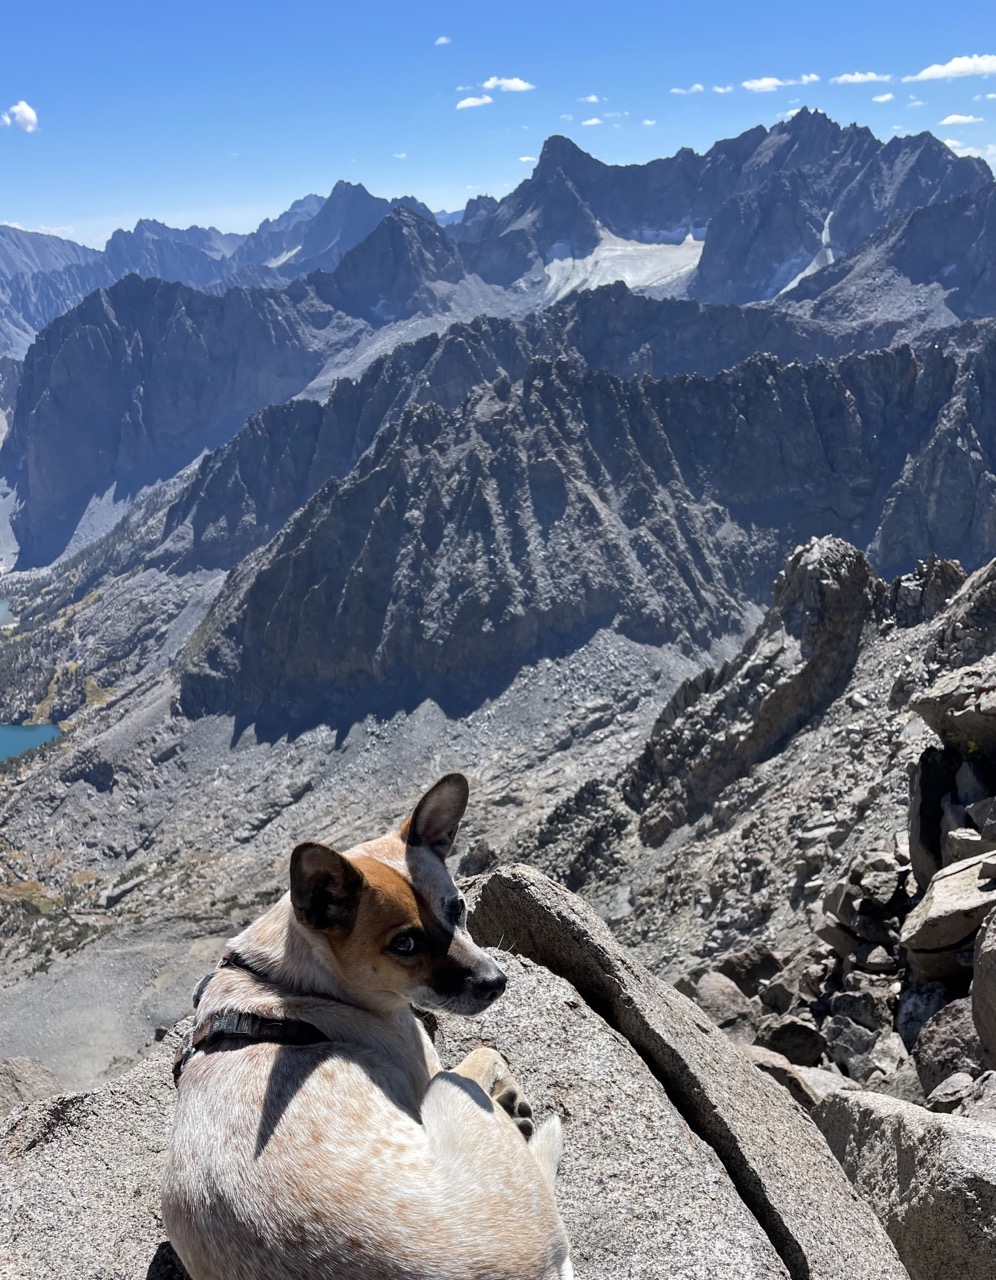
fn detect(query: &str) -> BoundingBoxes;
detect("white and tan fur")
[162,774,572,1280]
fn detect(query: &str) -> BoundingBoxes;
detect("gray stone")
[436,954,793,1278]
[467,864,909,1280]
[898,983,949,1051]
[955,761,991,807]
[0,1058,61,1121]
[686,970,760,1045]
[867,1057,928,1106]
[912,998,984,1095]
[0,1027,187,1280]
[912,660,996,757]
[815,1089,996,1280]
[943,826,996,868]
[825,1015,907,1083]
[746,1046,859,1111]
[716,942,783,997]
[956,1071,996,1122]
[926,1072,976,1113]
[753,1014,826,1067]
[973,910,996,1070]
[900,852,996,951]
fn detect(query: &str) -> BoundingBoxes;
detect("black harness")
[172,952,333,1086]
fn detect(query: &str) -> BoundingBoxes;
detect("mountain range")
[0,109,988,361]
[3,107,996,1113]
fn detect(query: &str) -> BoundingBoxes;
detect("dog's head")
[289,773,507,1015]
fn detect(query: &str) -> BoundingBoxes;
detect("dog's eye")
[388,932,420,956]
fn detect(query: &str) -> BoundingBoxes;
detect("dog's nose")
[474,970,507,1003]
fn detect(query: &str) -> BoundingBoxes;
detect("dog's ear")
[290,842,364,931]
[404,773,470,861]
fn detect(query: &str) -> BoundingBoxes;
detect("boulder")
[467,864,909,1280]
[912,998,984,1095]
[943,827,996,868]
[683,970,760,1045]
[897,983,949,1050]
[912,660,996,758]
[716,942,783,997]
[824,1015,907,1083]
[753,1013,826,1066]
[815,1089,996,1280]
[436,955,791,1277]
[926,1072,976,1113]
[974,910,996,1069]
[0,1058,61,1120]
[902,853,996,950]
[745,1046,859,1110]
[956,1070,996,1122]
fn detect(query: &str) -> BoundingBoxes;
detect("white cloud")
[1,219,75,237]
[642,118,656,125]
[434,35,451,45]
[784,107,803,120]
[578,94,600,103]
[455,84,473,91]
[393,152,407,159]
[560,113,574,121]
[1,100,38,132]
[830,71,892,84]
[872,92,895,103]
[742,73,819,93]
[456,94,493,109]
[904,54,996,82]
[582,117,602,126]
[939,113,984,124]
[945,140,996,168]
[604,110,623,118]
[483,76,535,92]
[518,155,537,162]
[908,96,925,106]
[670,83,704,95]
[742,77,788,93]
[713,85,733,94]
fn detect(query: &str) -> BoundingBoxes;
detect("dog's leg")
[451,1047,535,1138]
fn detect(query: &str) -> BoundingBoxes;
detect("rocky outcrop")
[0,868,910,1280]
[815,1090,996,1280]
[626,538,882,845]
[465,864,908,1279]
[176,327,990,737]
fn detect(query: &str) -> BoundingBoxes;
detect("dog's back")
[162,775,571,1280]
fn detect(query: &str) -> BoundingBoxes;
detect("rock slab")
[815,1089,996,1280]
[467,864,909,1280]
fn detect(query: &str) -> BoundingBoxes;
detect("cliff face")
[177,334,992,735]
[1,275,360,566]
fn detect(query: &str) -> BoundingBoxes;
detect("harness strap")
[173,1009,329,1086]
[173,951,335,1086]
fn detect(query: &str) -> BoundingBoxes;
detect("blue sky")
[2,0,995,247]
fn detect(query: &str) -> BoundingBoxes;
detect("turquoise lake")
[0,723,60,763]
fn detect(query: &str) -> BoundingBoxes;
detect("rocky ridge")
[177,333,996,737]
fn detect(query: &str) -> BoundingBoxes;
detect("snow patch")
[265,246,301,269]
[779,211,836,295]
[539,228,702,305]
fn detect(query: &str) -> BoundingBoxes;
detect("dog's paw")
[493,1076,534,1140]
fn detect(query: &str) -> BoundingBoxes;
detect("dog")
[162,773,572,1280]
